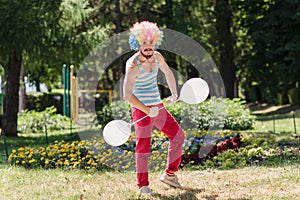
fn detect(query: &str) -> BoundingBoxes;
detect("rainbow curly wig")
[128,21,164,51]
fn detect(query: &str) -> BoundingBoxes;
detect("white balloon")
[179,78,209,104]
[103,120,131,146]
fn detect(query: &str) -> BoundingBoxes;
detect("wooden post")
[70,65,75,120]
[74,76,79,121]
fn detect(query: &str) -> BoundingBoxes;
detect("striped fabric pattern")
[133,55,162,106]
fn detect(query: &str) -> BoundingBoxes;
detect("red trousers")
[132,103,185,188]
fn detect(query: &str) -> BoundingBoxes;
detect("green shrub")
[26,92,63,114]
[96,101,132,127]
[18,106,69,133]
[222,98,255,130]
[97,97,255,130]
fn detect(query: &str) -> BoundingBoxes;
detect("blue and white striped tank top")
[133,55,162,106]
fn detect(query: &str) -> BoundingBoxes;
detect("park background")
[0,0,299,199]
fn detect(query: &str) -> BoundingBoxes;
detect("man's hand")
[149,107,159,117]
[166,93,178,105]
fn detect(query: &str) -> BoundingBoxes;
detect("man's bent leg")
[153,105,185,175]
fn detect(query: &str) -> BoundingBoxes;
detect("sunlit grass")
[0,165,299,200]
[0,106,299,199]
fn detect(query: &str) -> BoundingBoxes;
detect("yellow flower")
[28,153,33,159]
[29,159,36,164]
[45,159,50,165]
[71,153,78,158]
[64,160,70,165]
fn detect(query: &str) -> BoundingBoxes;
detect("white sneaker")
[160,173,181,188]
[139,186,153,195]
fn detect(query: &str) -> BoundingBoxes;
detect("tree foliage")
[235,0,300,104]
[0,0,109,136]
[1,0,299,136]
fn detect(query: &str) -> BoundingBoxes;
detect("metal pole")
[45,124,48,145]
[272,115,276,133]
[2,130,9,161]
[66,65,70,117]
[63,64,67,116]
[292,111,297,133]
[63,64,70,117]
[70,119,72,136]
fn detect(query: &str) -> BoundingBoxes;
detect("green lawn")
[0,106,300,199]
[251,105,300,133]
[0,165,299,199]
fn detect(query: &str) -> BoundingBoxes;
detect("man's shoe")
[139,186,153,195]
[160,173,181,188]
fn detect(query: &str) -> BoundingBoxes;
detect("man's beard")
[140,49,154,59]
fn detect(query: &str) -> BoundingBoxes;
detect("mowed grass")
[0,165,299,200]
[251,105,300,133]
[0,105,300,199]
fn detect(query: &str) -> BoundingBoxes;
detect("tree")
[0,0,62,136]
[214,0,235,98]
[237,0,300,104]
[0,0,109,137]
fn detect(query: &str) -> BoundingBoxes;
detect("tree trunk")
[215,0,235,98]
[19,64,26,112]
[164,0,178,97]
[2,50,22,137]
[114,0,124,100]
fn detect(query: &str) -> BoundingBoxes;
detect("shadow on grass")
[251,104,300,116]
[128,187,206,200]
[128,186,250,200]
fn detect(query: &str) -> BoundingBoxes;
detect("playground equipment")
[63,64,114,122]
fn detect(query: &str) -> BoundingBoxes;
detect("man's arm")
[123,59,151,115]
[156,52,178,96]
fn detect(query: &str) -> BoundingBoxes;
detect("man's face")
[140,40,155,58]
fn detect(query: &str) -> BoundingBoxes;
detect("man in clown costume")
[123,21,185,195]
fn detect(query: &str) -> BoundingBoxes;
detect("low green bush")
[96,100,132,127]
[26,92,63,114]
[97,97,255,130]
[18,106,69,133]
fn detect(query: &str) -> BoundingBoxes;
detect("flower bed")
[8,130,234,170]
[9,140,105,170]
[8,130,300,170]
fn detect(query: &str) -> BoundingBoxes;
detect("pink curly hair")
[128,21,164,51]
